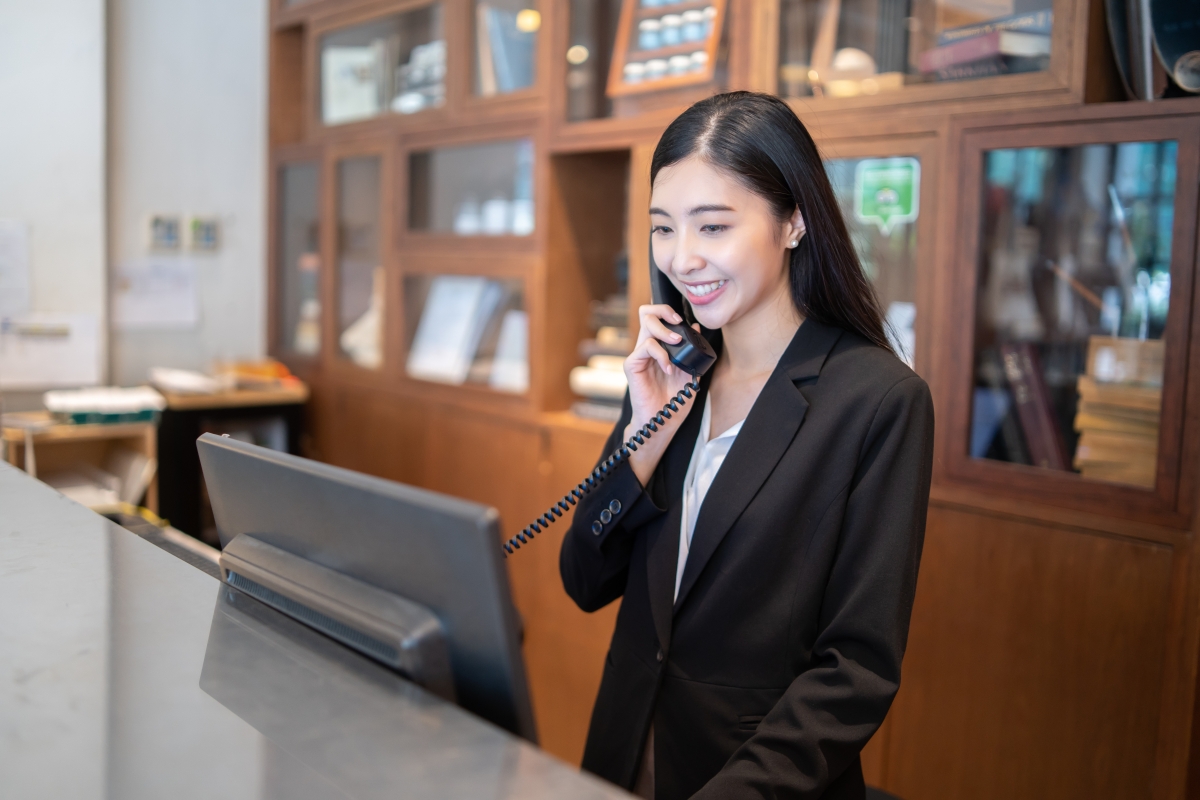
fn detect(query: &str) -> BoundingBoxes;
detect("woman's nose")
[672,250,705,275]
[670,235,705,273]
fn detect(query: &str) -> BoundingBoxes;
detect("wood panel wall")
[886,503,1175,798]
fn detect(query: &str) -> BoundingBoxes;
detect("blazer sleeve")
[559,392,670,613]
[695,374,935,799]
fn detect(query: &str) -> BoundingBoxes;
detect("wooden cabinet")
[935,102,1200,526]
[881,99,1200,799]
[267,0,1200,795]
[772,0,1112,116]
[885,501,1178,799]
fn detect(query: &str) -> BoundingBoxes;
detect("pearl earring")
[788,240,799,248]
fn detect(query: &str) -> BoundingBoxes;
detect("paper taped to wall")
[0,313,100,389]
[112,257,199,329]
[0,219,31,317]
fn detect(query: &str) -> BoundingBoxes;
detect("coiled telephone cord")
[503,379,701,556]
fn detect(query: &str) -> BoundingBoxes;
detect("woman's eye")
[652,225,673,235]
[700,224,727,234]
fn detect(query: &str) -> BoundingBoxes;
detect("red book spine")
[1000,342,1068,470]
[918,31,1003,72]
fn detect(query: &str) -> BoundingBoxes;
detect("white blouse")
[675,395,746,601]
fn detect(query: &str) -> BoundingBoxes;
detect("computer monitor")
[196,433,536,742]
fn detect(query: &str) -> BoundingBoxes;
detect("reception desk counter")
[0,461,629,799]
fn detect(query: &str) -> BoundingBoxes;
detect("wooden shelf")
[3,411,158,513]
[2,413,155,445]
[159,383,310,411]
[540,410,616,437]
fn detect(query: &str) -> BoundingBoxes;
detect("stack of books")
[570,355,628,423]
[919,10,1052,82]
[43,385,166,425]
[571,295,632,422]
[1072,336,1163,489]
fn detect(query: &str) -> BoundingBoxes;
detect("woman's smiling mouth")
[683,279,728,305]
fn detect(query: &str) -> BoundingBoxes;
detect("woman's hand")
[623,304,701,486]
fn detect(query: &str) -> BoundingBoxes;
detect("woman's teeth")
[685,280,726,297]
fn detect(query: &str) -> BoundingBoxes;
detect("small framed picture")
[606,0,726,98]
[188,216,221,252]
[148,215,182,251]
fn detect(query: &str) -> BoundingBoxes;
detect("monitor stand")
[219,533,455,702]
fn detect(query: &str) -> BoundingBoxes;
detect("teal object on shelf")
[55,410,161,426]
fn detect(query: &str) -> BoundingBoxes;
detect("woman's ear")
[786,208,807,249]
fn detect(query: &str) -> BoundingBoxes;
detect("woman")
[559,91,934,799]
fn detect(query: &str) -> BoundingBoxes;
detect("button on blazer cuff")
[560,395,668,612]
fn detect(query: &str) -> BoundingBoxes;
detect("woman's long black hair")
[651,91,894,354]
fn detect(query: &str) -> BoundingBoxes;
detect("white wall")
[108,0,267,386]
[0,0,107,371]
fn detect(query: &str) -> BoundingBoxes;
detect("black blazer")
[560,319,935,800]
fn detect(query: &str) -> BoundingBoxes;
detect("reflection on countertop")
[0,462,629,799]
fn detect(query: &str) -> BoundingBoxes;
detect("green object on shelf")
[854,157,920,234]
[54,410,160,426]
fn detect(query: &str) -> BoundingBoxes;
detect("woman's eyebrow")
[687,204,734,216]
[649,203,734,217]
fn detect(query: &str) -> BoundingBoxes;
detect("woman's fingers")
[635,304,684,345]
[626,336,670,376]
[638,303,683,325]
[644,338,676,376]
[643,315,682,346]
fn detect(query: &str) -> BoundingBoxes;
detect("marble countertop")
[0,461,629,799]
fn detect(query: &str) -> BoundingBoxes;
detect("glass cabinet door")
[403,275,528,393]
[565,0,623,121]
[408,138,535,236]
[276,161,321,359]
[970,140,1177,488]
[336,156,384,370]
[320,5,445,125]
[779,0,1053,100]
[825,156,921,366]
[474,1,540,96]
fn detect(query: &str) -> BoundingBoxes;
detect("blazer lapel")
[673,320,843,613]
[645,376,710,653]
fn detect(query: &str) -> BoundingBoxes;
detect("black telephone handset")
[649,247,719,377]
[503,241,716,555]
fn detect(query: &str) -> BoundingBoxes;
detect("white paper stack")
[570,355,628,422]
[42,447,157,510]
[43,386,166,416]
[149,367,223,395]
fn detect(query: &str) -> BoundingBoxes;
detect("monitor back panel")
[197,433,536,740]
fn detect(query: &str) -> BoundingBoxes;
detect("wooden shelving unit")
[266,1,1200,795]
[2,413,158,512]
